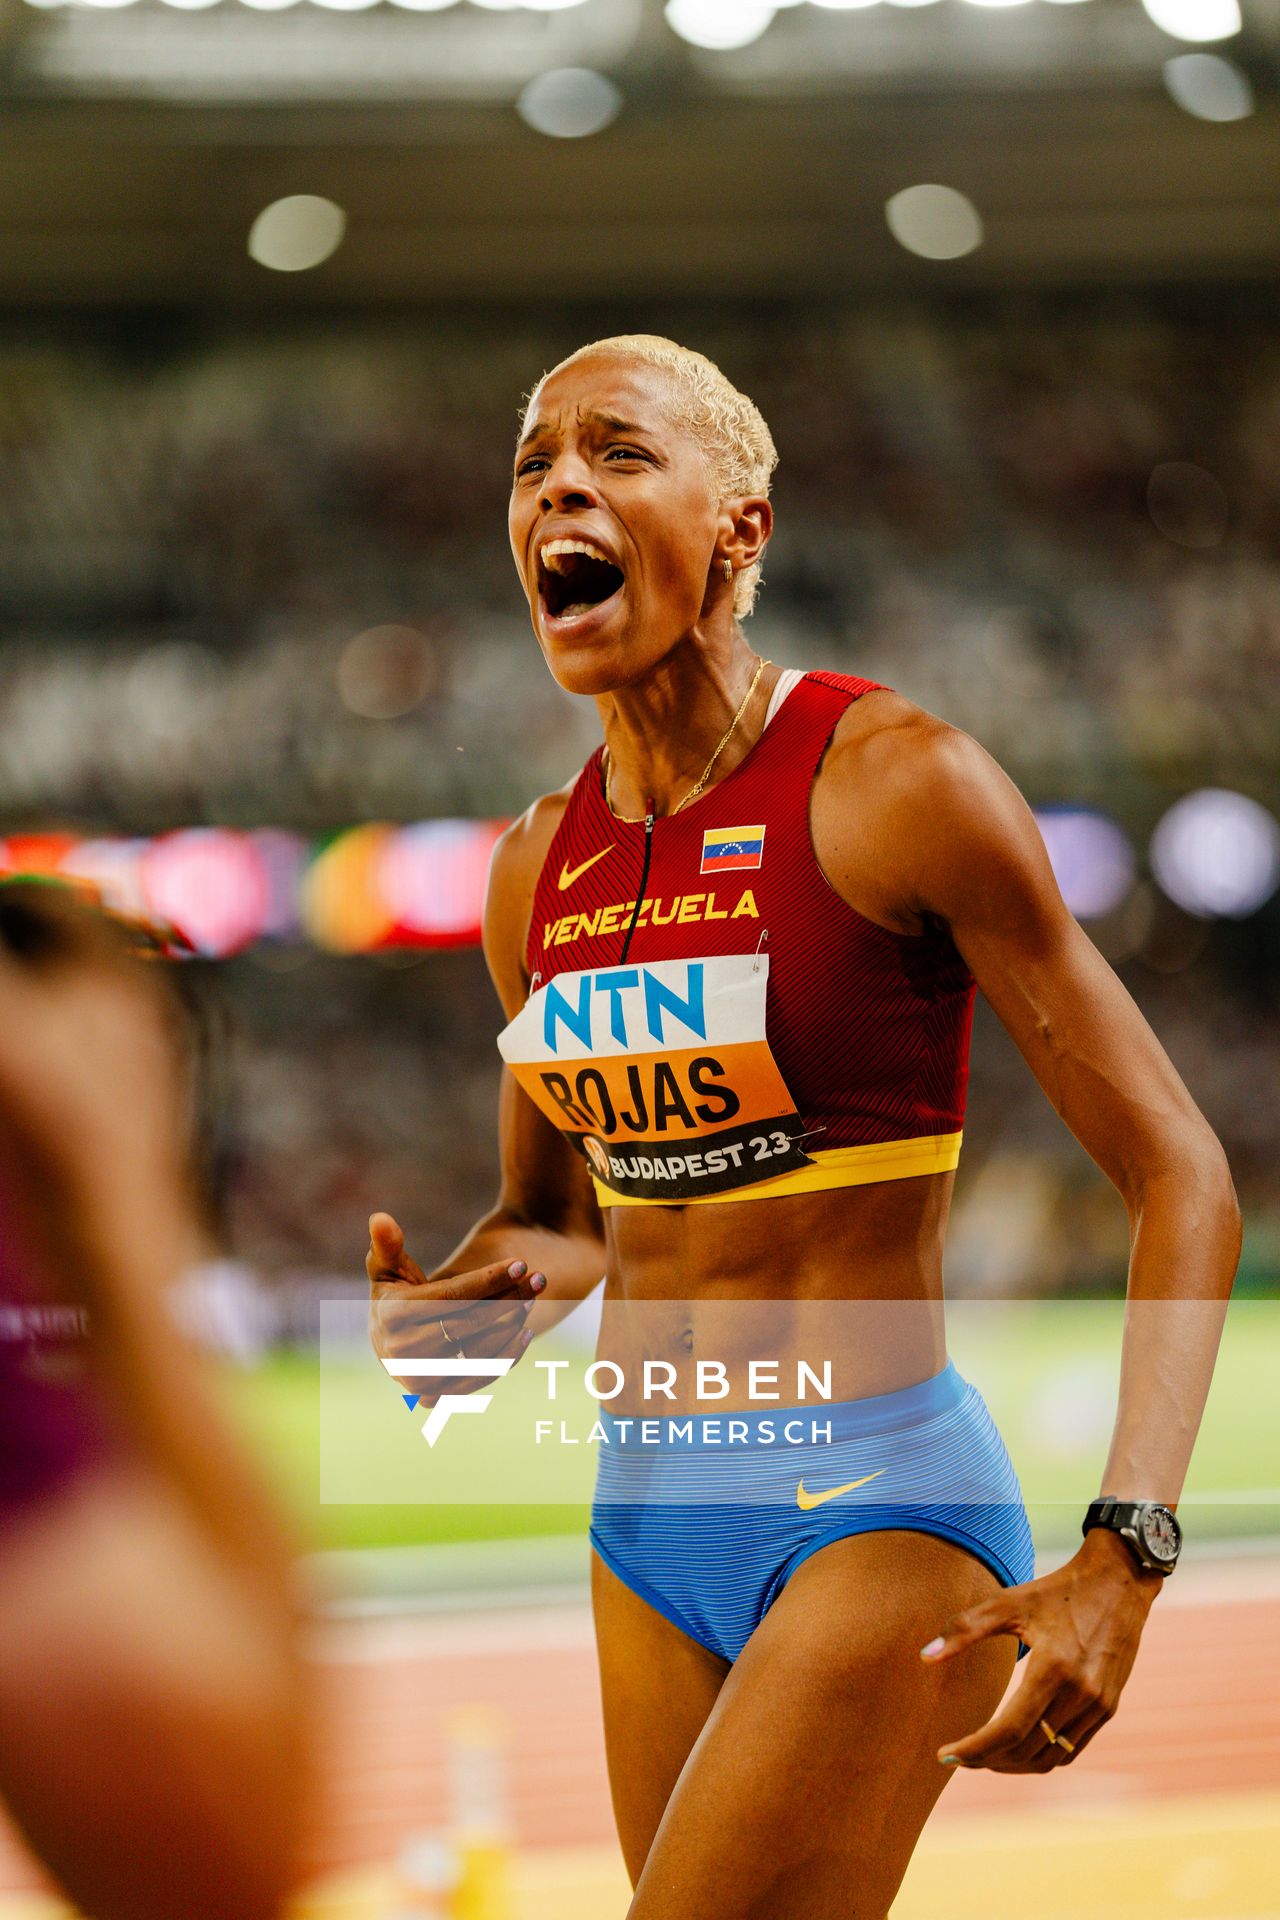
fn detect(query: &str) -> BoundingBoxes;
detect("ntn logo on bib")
[496,953,815,1200]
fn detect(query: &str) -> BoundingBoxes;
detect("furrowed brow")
[583,412,651,437]
[516,421,554,456]
[515,410,658,459]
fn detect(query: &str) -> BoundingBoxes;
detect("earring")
[723,559,733,583]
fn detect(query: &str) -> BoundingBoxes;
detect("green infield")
[217,1299,1280,1557]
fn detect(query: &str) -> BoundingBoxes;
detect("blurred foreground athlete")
[370,337,1241,1918]
[0,886,309,1920]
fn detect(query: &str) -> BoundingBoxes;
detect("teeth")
[540,537,615,575]
[561,603,595,618]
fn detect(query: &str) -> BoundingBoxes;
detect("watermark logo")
[384,1353,837,1448]
[382,1356,515,1447]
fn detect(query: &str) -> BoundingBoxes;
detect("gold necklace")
[604,657,772,824]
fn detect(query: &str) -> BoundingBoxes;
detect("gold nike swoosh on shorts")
[795,1469,886,1512]
[557,845,615,890]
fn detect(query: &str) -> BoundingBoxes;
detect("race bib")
[496,953,815,1201]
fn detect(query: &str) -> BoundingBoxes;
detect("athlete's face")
[509,357,728,694]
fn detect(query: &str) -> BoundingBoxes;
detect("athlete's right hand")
[366,1212,546,1399]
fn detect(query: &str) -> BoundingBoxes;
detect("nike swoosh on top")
[795,1469,886,1512]
[557,845,615,890]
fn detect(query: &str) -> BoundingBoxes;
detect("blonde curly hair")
[524,334,778,619]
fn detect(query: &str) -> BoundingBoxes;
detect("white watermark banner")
[321,1296,1278,1525]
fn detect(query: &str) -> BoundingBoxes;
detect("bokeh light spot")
[1035,810,1136,920]
[143,829,270,958]
[302,826,398,954]
[885,184,983,260]
[1151,789,1280,919]
[379,821,502,943]
[1141,0,1241,43]
[517,69,623,139]
[248,196,347,274]
[1163,51,1253,121]
[336,625,437,721]
[665,0,776,51]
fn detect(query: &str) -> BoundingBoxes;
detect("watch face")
[1139,1505,1181,1563]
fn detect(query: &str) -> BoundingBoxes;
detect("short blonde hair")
[526,334,777,618]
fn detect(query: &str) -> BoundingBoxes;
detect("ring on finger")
[437,1316,467,1358]
[1038,1718,1074,1756]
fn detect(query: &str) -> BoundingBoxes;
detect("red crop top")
[496,670,975,1207]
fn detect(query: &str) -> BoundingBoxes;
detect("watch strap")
[1083,1496,1141,1534]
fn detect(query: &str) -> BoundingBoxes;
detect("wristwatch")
[1082,1496,1182,1575]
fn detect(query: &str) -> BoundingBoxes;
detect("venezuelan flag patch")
[700,824,766,875]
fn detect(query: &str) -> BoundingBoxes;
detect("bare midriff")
[593,1169,954,1418]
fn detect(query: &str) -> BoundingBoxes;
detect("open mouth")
[538,539,625,622]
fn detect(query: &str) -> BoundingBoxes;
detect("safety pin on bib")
[752,929,769,974]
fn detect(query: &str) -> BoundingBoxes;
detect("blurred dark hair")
[0,881,234,1240]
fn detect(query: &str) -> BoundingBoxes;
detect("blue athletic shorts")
[589,1360,1035,1665]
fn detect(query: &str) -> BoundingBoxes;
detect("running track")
[0,1556,1276,1910]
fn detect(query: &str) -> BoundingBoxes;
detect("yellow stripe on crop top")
[590,1131,963,1208]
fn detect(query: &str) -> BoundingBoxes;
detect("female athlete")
[368,335,1241,1918]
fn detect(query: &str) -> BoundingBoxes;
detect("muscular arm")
[369,792,606,1368]
[894,720,1239,1504]
[820,698,1241,1502]
[820,704,1241,1766]
[447,793,608,1312]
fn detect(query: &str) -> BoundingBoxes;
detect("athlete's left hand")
[920,1528,1164,1772]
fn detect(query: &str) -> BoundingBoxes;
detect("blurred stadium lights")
[19,0,647,101]
[300,819,505,951]
[15,0,600,5]
[8,800,1240,954]
[248,194,346,270]
[4,0,1253,20]
[7,0,1135,11]
[1036,809,1136,920]
[17,0,1273,117]
[1163,49,1253,117]
[379,820,498,939]
[1151,791,1280,920]
[298,824,396,953]
[248,831,311,940]
[143,828,272,956]
[885,182,983,259]
[517,64,623,135]
[58,839,152,922]
[0,820,505,955]
[1140,0,1241,42]
[664,0,776,50]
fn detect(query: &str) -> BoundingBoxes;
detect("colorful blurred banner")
[1,796,1276,957]
[0,820,508,958]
